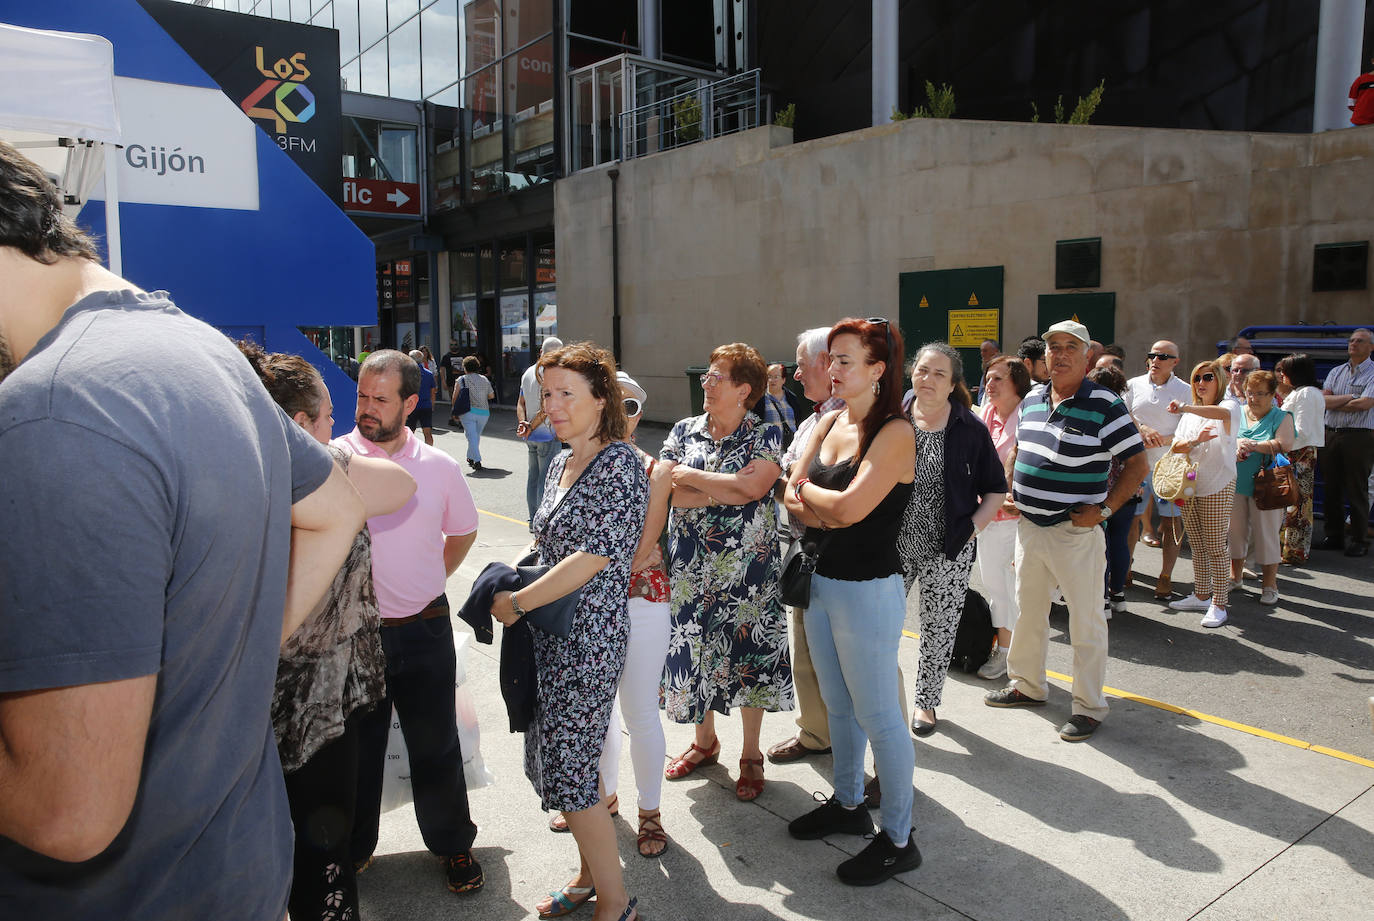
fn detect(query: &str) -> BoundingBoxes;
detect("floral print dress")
[660,413,794,722]
[524,441,648,812]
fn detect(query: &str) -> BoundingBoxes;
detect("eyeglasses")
[1146,352,1177,361]
[867,316,896,360]
[1192,373,1216,383]
[1234,367,1254,376]
[623,397,642,417]
[1245,389,1274,398]
[699,371,736,388]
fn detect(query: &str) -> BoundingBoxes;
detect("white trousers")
[600,598,671,810]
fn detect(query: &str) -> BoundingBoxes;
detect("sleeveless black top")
[805,416,914,582]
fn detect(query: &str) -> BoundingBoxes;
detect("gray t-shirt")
[0,290,333,919]
[519,363,555,440]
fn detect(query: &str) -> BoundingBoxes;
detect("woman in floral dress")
[660,342,793,802]
[490,342,648,921]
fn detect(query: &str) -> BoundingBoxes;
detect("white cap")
[1041,319,1091,344]
[617,370,647,406]
[540,336,564,355]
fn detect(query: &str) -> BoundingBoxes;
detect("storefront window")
[506,35,554,186]
[465,62,504,199]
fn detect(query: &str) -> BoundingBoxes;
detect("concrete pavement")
[357,409,1374,921]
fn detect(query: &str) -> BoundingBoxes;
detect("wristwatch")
[1098,503,1112,522]
[509,591,527,620]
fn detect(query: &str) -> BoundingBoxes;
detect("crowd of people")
[3,135,1372,920]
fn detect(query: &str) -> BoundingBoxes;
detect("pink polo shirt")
[334,426,478,619]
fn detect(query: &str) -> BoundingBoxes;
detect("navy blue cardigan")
[904,396,1008,560]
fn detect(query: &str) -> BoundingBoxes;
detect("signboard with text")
[343,178,422,216]
[139,0,343,205]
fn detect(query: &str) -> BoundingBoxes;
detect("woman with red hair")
[783,318,921,886]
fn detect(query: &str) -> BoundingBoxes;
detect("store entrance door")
[899,266,1004,386]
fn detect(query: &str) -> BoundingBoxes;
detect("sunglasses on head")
[1192,373,1216,383]
[1146,352,1177,361]
[623,397,642,417]
[866,316,895,357]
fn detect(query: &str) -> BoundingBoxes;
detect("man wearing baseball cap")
[984,320,1147,742]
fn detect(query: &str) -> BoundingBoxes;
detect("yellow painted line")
[479,508,529,527]
[900,629,1374,769]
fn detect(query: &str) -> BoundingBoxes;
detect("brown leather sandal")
[736,756,765,801]
[665,737,720,780]
[636,810,668,858]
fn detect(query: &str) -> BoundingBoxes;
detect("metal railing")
[566,53,766,172]
[619,68,763,161]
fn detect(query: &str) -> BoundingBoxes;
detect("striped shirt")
[1322,357,1374,429]
[1013,380,1143,525]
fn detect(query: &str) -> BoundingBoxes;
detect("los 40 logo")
[240,47,315,134]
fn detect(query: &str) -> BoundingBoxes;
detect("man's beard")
[358,412,403,443]
[0,328,15,385]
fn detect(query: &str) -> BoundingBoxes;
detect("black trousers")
[284,710,363,921]
[351,601,476,861]
[1320,427,1374,544]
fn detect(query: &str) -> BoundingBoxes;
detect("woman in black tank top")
[781,318,923,886]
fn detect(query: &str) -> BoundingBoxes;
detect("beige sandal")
[548,792,618,832]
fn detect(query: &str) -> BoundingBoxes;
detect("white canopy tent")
[0,22,123,273]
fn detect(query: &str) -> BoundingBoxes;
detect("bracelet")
[793,477,810,504]
[509,591,526,619]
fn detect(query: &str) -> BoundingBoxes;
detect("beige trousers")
[1008,518,1110,721]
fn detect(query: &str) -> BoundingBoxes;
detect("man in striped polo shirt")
[985,320,1147,742]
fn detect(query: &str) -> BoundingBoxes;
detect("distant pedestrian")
[1317,328,1374,557]
[517,336,563,524]
[409,349,438,445]
[456,355,497,470]
[1275,354,1325,563]
[1018,336,1049,385]
[1231,371,1294,604]
[1124,340,1190,599]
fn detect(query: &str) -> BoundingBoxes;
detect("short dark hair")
[360,349,420,399]
[912,341,973,409]
[984,354,1032,399]
[1087,364,1127,396]
[1104,343,1126,360]
[1017,336,1046,362]
[0,139,100,264]
[462,355,481,373]
[1275,353,1317,389]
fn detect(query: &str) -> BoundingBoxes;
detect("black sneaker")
[984,687,1046,708]
[787,794,874,840]
[444,851,484,894]
[837,831,922,886]
[1059,714,1101,742]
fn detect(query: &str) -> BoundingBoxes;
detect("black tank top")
[805,417,914,581]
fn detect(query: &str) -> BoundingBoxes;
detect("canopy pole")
[102,143,121,276]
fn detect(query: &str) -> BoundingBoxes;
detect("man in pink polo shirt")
[335,350,483,895]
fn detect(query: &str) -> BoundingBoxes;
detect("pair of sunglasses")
[1192,373,1216,383]
[623,397,642,417]
[1146,352,1177,361]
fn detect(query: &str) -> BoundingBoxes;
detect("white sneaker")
[1259,587,1280,605]
[1169,594,1210,612]
[1229,577,1244,592]
[1200,605,1228,628]
[977,645,1009,679]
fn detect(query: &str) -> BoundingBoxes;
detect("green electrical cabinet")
[1037,293,1116,345]
[898,266,1004,388]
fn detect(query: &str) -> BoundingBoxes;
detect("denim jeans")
[526,438,559,522]
[804,573,913,844]
[352,604,476,860]
[1105,498,1138,595]
[460,411,488,464]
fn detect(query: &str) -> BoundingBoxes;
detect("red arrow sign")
[342,177,421,215]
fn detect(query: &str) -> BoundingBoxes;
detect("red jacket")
[1349,71,1374,126]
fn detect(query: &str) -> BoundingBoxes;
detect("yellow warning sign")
[948,309,1000,347]
[1072,313,1081,322]
[968,292,980,306]
[918,295,930,308]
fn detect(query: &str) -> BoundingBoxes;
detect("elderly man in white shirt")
[1125,340,1192,599]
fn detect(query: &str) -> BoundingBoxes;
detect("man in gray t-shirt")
[0,140,364,920]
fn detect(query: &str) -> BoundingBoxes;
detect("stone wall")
[555,119,1374,422]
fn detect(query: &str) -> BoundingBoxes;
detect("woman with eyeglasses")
[545,373,675,859]
[1274,354,1325,564]
[659,343,792,803]
[896,342,1006,734]
[782,318,922,885]
[1230,370,1294,606]
[1164,361,1243,627]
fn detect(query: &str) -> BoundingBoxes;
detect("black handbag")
[779,533,830,609]
[453,376,471,415]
